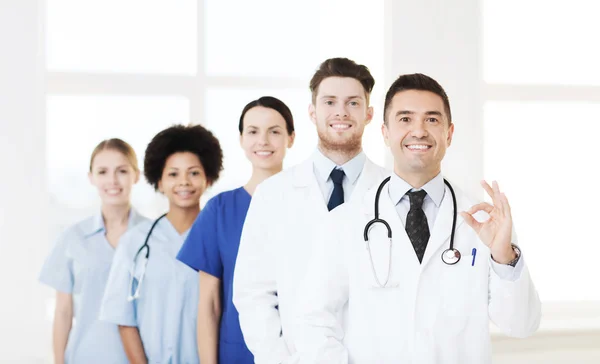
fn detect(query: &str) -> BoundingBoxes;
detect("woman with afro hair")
[177,96,295,364]
[100,124,223,364]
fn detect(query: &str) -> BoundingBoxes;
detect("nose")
[179,172,191,186]
[258,131,269,146]
[409,120,428,138]
[335,104,349,118]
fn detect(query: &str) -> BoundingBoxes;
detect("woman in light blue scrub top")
[100,124,223,364]
[39,139,148,364]
[177,96,295,363]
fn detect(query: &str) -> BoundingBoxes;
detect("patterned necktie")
[327,168,345,211]
[405,190,430,263]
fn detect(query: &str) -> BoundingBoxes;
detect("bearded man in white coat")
[295,73,541,364]
[233,57,389,364]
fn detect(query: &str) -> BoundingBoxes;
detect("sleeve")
[39,229,75,294]
[295,212,349,364]
[176,198,223,278]
[232,183,291,364]
[99,231,138,327]
[488,229,542,338]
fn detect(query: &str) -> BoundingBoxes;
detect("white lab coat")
[295,178,541,364]
[233,156,388,364]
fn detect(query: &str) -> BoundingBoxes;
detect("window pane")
[484,101,600,301]
[46,95,190,238]
[205,0,384,79]
[204,88,386,197]
[46,0,197,74]
[483,0,600,85]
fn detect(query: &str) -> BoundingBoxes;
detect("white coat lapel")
[350,157,384,204]
[292,158,328,214]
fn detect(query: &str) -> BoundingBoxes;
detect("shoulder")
[57,215,95,244]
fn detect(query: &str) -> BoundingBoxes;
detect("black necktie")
[405,190,430,263]
[327,168,345,211]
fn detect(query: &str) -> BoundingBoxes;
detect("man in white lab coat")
[233,58,389,364]
[295,73,542,364]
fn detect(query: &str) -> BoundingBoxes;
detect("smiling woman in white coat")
[294,73,542,364]
[232,58,388,364]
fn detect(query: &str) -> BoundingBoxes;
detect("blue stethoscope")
[363,177,460,287]
[127,213,167,301]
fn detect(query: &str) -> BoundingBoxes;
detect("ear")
[88,171,94,185]
[287,131,296,149]
[365,105,374,126]
[308,103,317,126]
[381,123,391,147]
[133,170,140,184]
[157,180,163,194]
[447,122,455,147]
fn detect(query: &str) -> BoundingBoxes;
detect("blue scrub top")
[39,209,148,364]
[177,187,254,363]
[100,216,199,364]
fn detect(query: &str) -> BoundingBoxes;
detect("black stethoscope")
[127,213,167,301]
[363,177,460,287]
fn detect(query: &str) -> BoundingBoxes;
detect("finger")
[460,211,481,232]
[467,202,494,215]
[500,192,512,218]
[481,180,495,201]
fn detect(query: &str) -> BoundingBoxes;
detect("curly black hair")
[143,124,223,190]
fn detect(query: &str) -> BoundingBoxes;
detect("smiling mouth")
[405,144,432,151]
[175,190,196,198]
[105,188,122,196]
[330,123,352,131]
[254,151,274,157]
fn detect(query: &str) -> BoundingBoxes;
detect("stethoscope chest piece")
[441,248,461,265]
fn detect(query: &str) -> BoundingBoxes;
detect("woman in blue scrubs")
[177,96,295,363]
[39,139,148,364]
[100,124,223,364]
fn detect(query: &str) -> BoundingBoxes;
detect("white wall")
[0,0,49,363]
[385,0,483,201]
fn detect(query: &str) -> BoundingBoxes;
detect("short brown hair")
[383,73,452,125]
[309,57,375,104]
[90,138,139,172]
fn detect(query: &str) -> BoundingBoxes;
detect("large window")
[482,0,600,302]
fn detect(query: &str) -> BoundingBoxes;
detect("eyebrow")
[246,125,283,129]
[396,110,443,117]
[167,165,202,170]
[96,164,129,169]
[320,95,364,101]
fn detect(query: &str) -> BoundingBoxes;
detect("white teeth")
[106,189,121,195]
[176,191,192,196]
[331,124,350,130]
[255,151,273,156]
[407,145,430,150]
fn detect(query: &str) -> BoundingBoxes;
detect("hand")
[460,180,516,264]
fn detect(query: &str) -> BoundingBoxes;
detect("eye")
[324,100,334,106]
[349,101,359,106]
[399,117,410,122]
[191,171,201,176]
[271,130,281,135]
[168,172,177,177]
[119,169,129,174]
[248,130,257,135]
[427,117,439,123]
[98,170,106,175]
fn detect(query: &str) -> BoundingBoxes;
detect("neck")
[101,204,130,229]
[318,144,362,166]
[394,166,440,190]
[166,204,200,235]
[244,165,282,196]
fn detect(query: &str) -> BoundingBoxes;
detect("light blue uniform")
[100,216,199,364]
[39,209,148,364]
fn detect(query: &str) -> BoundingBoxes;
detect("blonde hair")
[89,138,139,172]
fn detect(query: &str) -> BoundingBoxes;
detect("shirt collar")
[389,172,445,207]
[84,208,140,238]
[312,149,366,185]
